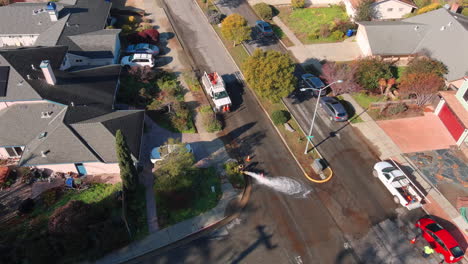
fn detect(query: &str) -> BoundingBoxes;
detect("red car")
[415,217,465,263]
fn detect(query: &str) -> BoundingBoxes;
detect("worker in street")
[422,245,435,258]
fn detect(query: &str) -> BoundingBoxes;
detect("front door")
[75,163,87,176]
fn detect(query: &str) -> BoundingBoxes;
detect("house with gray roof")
[0,0,121,70]
[0,46,144,176]
[356,8,468,87]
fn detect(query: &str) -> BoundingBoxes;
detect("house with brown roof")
[344,0,417,20]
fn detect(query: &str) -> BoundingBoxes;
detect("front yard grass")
[277,5,350,44]
[154,167,222,228]
[213,25,251,65]
[351,92,386,109]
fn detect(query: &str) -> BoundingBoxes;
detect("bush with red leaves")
[126,29,160,45]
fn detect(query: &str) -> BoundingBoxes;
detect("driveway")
[289,41,362,65]
[377,113,456,153]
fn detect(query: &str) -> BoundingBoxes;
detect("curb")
[193,0,331,184]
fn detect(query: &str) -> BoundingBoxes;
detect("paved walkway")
[94,183,239,264]
[272,16,302,47]
[378,113,456,153]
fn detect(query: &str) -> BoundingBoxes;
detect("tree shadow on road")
[216,0,243,8]
[230,225,278,264]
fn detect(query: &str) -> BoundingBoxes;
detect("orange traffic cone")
[410,237,416,244]
[245,155,251,162]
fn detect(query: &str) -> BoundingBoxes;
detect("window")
[383,173,392,180]
[387,8,393,11]
[463,89,468,102]
[426,223,443,233]
[75,59,83,63]
[4,147,23,157]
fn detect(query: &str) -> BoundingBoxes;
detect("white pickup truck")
[373,161,423,210]
[201,71,232,112]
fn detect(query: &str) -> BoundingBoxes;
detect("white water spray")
[244,171,311,197]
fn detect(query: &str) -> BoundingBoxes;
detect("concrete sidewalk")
[94,182,240,264]
[342,94,468,259]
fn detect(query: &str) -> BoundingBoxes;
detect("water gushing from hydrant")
[244,171,311,197]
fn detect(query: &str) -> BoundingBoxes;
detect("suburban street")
[126,0,431,263]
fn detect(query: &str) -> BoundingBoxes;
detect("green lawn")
[278,6,350,44]
[351,92,386,109]
[213,25,250,65]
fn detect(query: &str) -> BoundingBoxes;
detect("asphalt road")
[126,0,428,263]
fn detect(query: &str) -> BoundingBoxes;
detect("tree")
[154,139,195,191]
[128,66,156,83]
[353,57,392,93]
[354,0,374,21]
[221,13,251,46]
[404,56,447,77]
[416,3,442,14]
[116,130,138,192]
[243,49,297,102]
[291,0,305,9]
[399,72,444,107]
[320,62,361,95]
[253,3,273,20]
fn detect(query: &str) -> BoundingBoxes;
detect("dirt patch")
[369,105,424,121]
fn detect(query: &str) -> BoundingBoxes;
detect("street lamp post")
[301,80,343,154]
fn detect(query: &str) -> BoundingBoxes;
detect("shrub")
[253,3,273,20]
[319,24,331,38]
[307,33,319,41]
[404,56,447,77]
[42,188,62,207]
[354,0,374,21]
[206,116,222,132]
[353,57,392,92]
[271,110,291,125]
[199,105,213,113]
[121,24,133,34]
[106,25,115,29]
[224,161,245,188]
[462,8,468,16]
[208,10,225,24]
[416,3,441,14]
[128,16,135,23]
[142,17,153,23]
[330,30,344,41]
[387,103,408,115]
[332,19,357,34]
[137,24,153,32]
[291,0,305,9]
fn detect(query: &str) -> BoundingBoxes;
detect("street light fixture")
[302,79,343,154]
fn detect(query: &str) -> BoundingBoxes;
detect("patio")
[377,112,456,153]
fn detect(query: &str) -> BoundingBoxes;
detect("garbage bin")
[346,29,354,37]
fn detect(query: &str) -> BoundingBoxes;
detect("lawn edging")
[192,0,331,183]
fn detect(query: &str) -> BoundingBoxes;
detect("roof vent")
[440,26,446,31]
[26,74,32,80]
[66,22,70,27]
[31,64,36,71]
[70,101,74,107]
[414,26,419,31]
[41,150,49,158]
[448,21,453,26]
[38,132,47,139]
[17,80,24,86]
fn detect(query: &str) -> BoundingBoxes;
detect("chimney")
[46,2,58,22]
[40,60,56,85]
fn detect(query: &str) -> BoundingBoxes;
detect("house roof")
[0,3,66,35]
[0,46,119,120]
[66,29,121,59]
[0,0,117,59]
[0,46,145,165]
[359,8,468,81]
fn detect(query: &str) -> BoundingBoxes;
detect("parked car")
[319,97,348,121]
[150,143,192,163]
[121,53,155,68]
[300,73,326,96]
[125,43,159,55]
[255,20,273,36]
[415,217,464,263]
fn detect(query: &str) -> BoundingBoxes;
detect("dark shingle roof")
[66,29,121,58]
[0,46,145,165]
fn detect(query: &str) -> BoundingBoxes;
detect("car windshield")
[136,49,147,52]
[128,54,134,61]
[214,91,228,99]
[381,167,396,173]
[426,223,444,233]
[450,246,464,258]
[305,77,324,88]
[337,113,346,117]
[264,25,272,31]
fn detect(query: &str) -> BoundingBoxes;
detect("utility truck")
[373,161,423,210]
[201,71,232,112]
